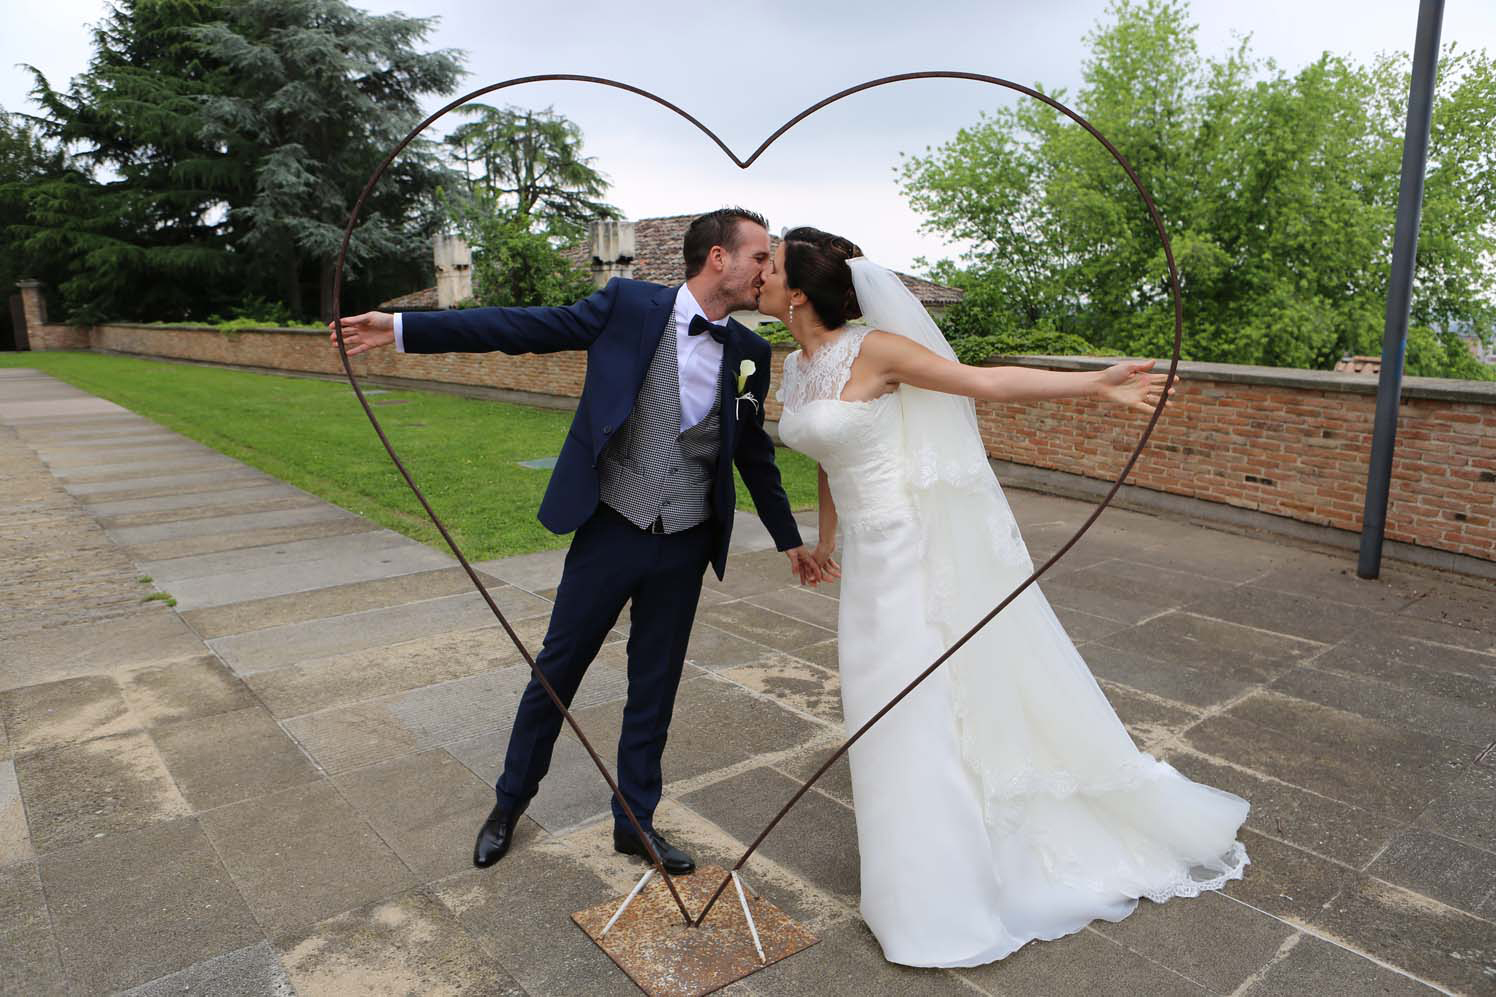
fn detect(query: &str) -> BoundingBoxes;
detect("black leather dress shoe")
[613,826,696,874]
[473,801,526,868]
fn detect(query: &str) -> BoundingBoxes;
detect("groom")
[332,208,815,874]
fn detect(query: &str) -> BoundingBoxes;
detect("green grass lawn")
[1,352,819,560]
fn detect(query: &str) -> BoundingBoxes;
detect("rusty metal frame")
[329,71,1183,935]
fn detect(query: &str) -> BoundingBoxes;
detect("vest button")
[602,425,613,434]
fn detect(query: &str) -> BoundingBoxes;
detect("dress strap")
[828,326,873,401]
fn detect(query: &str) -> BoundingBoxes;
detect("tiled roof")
[1334,355,1381,375]
[379,286,438,310]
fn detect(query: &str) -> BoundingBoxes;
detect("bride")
[759,227,1250,968]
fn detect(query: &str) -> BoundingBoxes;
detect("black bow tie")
[688,314,728,344]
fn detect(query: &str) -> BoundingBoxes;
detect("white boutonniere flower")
[735,358,758,414]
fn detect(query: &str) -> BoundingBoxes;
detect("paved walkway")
[1,367,1493,996]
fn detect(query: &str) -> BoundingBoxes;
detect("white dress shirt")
[393,284,724,432]
[671,283,725,431]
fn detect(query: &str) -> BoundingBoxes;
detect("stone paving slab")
[955,925,1208,996]
[199,780,418,934]
[38,442,219,469]
[1240,933,1442,997]
[1185,691,1471,823]
[276,891,522,997]
[50,454,240,482]
[81,481,304,517]
[1089,889,1297,995]
[0,610,206,691]
[139,527,429,582]
[0,759,30,864]
[164,541,457,611]
[105,501,357,545]
[124,514,381,563]
[208,587,550,674]
[39,816,263,995]
[115,942,296,997]
[91,489,325,529]
[331,749,497,880]
[153,705,322,811]
[242,626,535,715]
[2,370,1491,996]
[1311,875,1495,995]
[66,469,277,500]
[15,729,192,854]
[0,923,69,995]
[116,653,260,729]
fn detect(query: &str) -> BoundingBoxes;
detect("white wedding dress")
[775,262,1250,968]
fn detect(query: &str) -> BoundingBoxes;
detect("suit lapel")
[637,284,677,380]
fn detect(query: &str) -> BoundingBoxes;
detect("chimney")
[433,233,474,307]
[589,219,635,287]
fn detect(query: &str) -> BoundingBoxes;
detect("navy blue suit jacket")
[401,278,802,578]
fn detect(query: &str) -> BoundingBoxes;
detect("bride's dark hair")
[781,226,864,329]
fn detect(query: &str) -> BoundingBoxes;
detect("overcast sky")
[4,0,1493,273]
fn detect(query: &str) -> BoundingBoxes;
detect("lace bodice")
[777,327,916,534]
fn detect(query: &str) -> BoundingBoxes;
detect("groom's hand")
[328,311,396,356]
[785,546,821,587]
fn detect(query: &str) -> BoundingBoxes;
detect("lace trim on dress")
[776,326,873,411]
[967,746,1252,902]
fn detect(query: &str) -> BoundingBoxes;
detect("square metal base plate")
[572,865,819,996]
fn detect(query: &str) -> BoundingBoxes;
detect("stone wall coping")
[91,321,1496,404]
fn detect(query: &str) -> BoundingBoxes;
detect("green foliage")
[14,0,463,323]
[0,111,66,341]
[950,330,1103,365]
[445,188,597,308]
[15,0,241,323]
[753,320,796,345]
[899,0,1496,380]
[1405,326,1496,380]
[188,0,464,320]
[440,104,617,308]
[0,351,819,556]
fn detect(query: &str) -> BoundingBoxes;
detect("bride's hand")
[811,542,841,584]
[1096,360,1176,415]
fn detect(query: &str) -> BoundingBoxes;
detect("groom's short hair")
[683,207,769,278]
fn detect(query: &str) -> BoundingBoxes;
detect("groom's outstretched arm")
[400,278,620,355]
[734,340,803,555]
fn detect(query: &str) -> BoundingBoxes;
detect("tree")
[441,104,617,307]
[447,189,597,308]
[190,0,464,320]
[899,0,1496,379]
[16,0,466,324]
[16,0,242,323]
[445,104,617,239]
[0,111,66,343]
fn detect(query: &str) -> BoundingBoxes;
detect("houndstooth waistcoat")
[598,312,722,532]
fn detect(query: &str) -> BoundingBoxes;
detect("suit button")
[603,425,613,435]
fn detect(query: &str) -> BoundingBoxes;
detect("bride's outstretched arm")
[812,465,841,584]
[861,331,1173,415]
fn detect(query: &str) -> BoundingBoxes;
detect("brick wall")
[958,357,1496,563]
[22,307,1496,564]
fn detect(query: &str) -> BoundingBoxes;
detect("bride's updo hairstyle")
[782,227,864,329]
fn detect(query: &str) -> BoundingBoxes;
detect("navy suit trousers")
[495,504,713,831]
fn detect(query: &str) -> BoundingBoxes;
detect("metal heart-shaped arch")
[330,72,1183,926]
